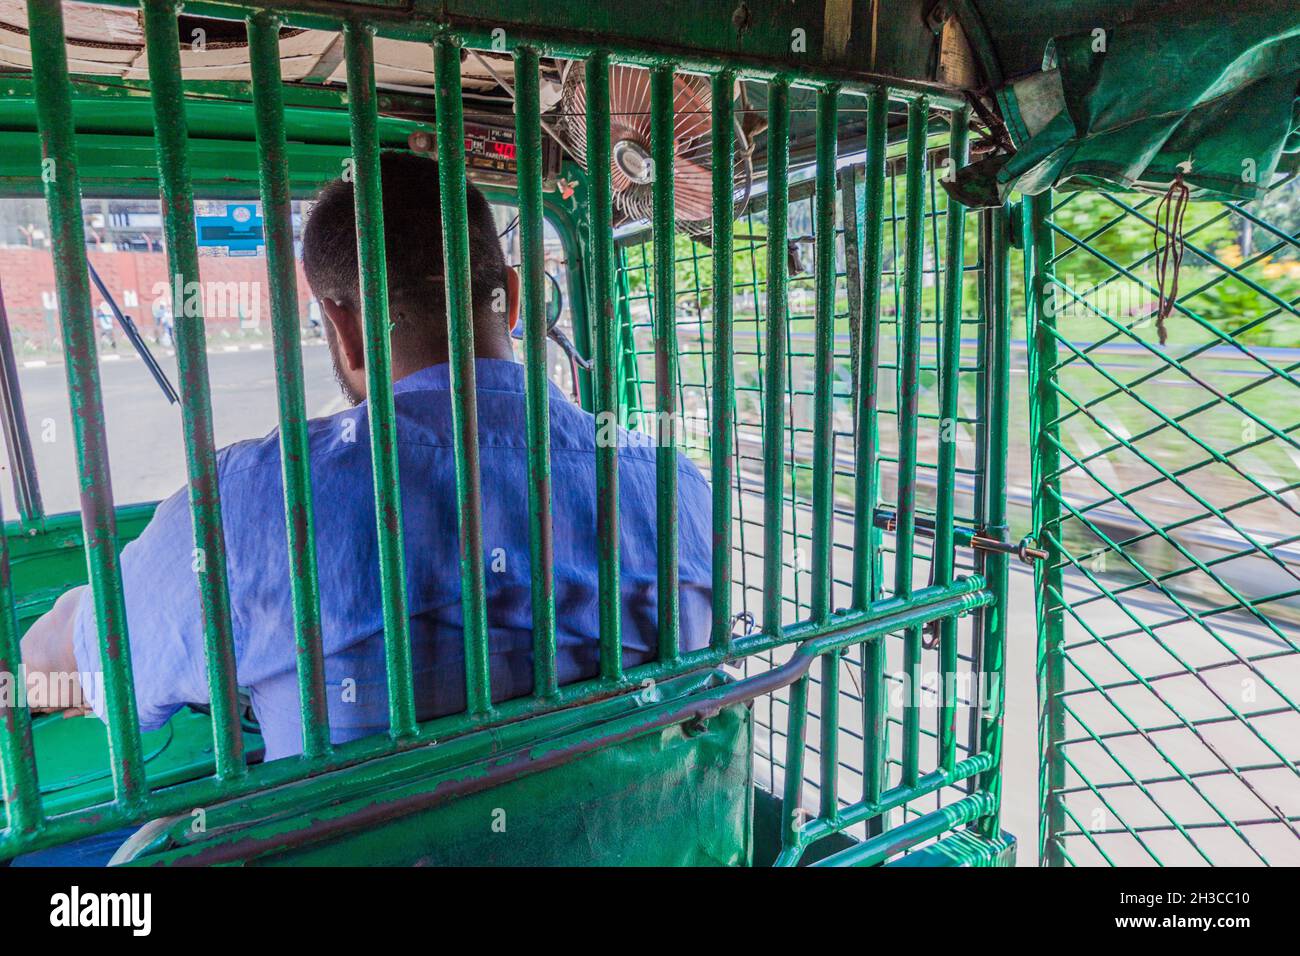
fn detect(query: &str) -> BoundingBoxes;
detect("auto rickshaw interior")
[1,0,1297,867]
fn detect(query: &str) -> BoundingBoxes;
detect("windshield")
[0,195,576,520]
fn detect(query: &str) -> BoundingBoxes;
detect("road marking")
[26,339,317,368]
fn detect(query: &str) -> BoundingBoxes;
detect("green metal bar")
[764,583,997,865]
[934,106,968,775]
[761,78,789,638]
[839,158,876,832]
[0,496,41,834]
[897,96,928,788]
[25,0,145,805]
[143,0,249,780]
[650,64,679,663]
[793,752,995,851]
[840,165,862,454]
[559,196,595,413]
[810,87,838,623]
[781,673,810,851]
[514,47,558,700]
[433,35,491,716]
[818,650,841,822]
[537,579,992,707]
[587,53,622,681]
[143,0,244,782]
[811,87,839,818]
[854,88,889,812]
[809,792,993,867]
[743,576,988,655]
[614,253,642,424]
[709,70,735,655]
[247,11,329,758]
[975,204,1012,840]
[343,23,415,737]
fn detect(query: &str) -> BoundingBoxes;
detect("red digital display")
[463,123,517,180]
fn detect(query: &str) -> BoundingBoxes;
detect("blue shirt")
[73,359,713,761]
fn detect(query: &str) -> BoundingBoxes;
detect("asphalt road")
[3,340,343,518]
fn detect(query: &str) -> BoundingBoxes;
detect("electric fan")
[553,63,756,237]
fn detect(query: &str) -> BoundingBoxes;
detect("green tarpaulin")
[949,0,1300,206]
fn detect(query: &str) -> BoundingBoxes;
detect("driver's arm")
[20,585,89,714]
[69,487,212,731]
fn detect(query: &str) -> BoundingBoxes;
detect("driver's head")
[302,151,518,404]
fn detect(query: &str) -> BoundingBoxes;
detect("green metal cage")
[0,0,1008,866]
[0,0,1293,867]
[613,105,1014,858]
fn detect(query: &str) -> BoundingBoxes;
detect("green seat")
[111,672,753,867]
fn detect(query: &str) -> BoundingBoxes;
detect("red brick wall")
[0,247,314,349]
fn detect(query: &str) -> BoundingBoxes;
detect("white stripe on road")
[22,338,325,369]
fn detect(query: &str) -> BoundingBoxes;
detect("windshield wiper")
[86,260,180,405]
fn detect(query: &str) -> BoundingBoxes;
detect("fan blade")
[553,62,750,231]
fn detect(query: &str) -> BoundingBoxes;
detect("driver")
[17,152,712,863]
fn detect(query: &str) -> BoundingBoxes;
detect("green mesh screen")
[1034,178,1300,866]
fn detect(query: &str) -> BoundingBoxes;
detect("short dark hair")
[302,151,508,358]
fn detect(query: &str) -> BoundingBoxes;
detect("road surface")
[3,340,342,517]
